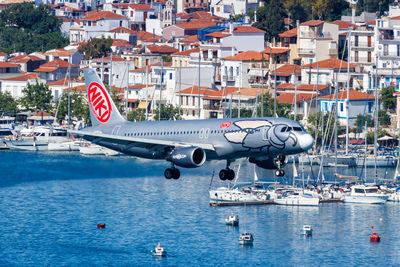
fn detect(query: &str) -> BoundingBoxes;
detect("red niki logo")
[220,121,231,129]
[88,82,112,123]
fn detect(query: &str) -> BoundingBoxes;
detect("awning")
[378,135,394,141]
[247,69,266,77]
[137,101,150,109]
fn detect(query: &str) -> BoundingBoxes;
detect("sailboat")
[238,203,254,245]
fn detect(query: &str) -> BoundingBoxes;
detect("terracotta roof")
[33,111,52,117]
[48,77,84,85]
[128,84,153,89]
[130,62,172,72]
[112,39,133,47]
[0,52,7,56]
[284,18,294,25]
[331,20,358,30]
[233,26,265,33]
[279,27,297,38]
[391,16,400,20]
[45,48,75,57]
[1,73,39,81]
[232,87,264,97]
[224,51,269,61]
[300,20,324,26]
[175,21,216,30]
[82,11,126,21]
[205,31,231,38]
[9,55,43,63]
[178,86,217,95]
[276,83,329,91]
[62,84,86,91]
[302,58,356,69]
[367,20,376,25]
[272,64,301,76]
[180,35,199,43]
[134,31,162,42]
[0,62,19,68]
[34,59,78,72]
[146,44,178,54]
[319,90,375,100]
[91,55,126,62]
[172,47,200,56]
[113,3,154,10]
[277,92,316,103]
[263,47,290,55]
[108,27,135,34]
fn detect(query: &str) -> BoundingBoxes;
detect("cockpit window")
[281,127,293,132]
[293,127,302,132]
[281,127,287,132]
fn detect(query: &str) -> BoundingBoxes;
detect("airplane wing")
[69,129,216,151]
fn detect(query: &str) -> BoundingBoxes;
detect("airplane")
[69,68,313,180]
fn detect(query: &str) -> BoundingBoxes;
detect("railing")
[298,48,315,55]
[351,41,373,48]
[350,56,373,63]
[151,78,165,84]
[299,31,332,39]
[227,75,235,82]
[203,105,220,110]
[378,51,400,57]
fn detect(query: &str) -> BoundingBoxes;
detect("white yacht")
[4,127,71,151]
[302,225,312,236]
[0,115,16,137]
[238,233,254,245]
[209,186,267,203]
[343,185,388,204]
[151,243,166,257]
[225,215,239,226]
[273,190,320,206]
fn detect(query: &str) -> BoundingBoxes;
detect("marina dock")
[209,200,274,206]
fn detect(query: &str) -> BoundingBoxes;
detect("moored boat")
[343,185,388,204]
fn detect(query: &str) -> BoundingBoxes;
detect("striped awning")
[137,101,150,109]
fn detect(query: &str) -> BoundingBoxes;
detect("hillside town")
[1,0,400,137]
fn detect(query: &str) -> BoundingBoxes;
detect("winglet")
[83,68,125,126]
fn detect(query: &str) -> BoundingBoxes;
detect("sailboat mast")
[374,65,378,183]
[346,27,351,155]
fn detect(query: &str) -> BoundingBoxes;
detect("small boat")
[238,232,254,245]
[151,243,166,257]
[225,215,239,226]
[302,225,312,236]
[343,185,388,204]
[273,190,320,206]
[370,233,380,242]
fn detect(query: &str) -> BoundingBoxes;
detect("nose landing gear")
[219,159,235,181]
[275,169,285,177]
[164,167,180,179]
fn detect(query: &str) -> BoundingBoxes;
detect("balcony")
[298,48,315,56]
[351,41,374,50]
[151,78,166,84]
[350,56,373,64]
[299,31,332,39]
[203,105,220,111]
[378,51,400,58]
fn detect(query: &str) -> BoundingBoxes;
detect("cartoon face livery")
[88,81,112,123]
[223,119,311,155]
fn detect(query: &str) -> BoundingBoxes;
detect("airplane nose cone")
[299,133,313,151]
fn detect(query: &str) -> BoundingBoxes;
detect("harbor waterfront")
[1,151,400,265]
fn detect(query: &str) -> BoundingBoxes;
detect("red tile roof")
[48,77,84,85]
[263,47,290,55]
[91,55,126,62]
[113,3,154,10]
[130,62,172,72]
[233,26,265,33]
[178,86,216,95]
[319,90,375,100]
[331,20,358,29]
[224,51,269,61]
[0,62,19,68]
[9,55,43,63]
[279,27,297,38]
[175,21,216,30]
[180,35,199,43]
[0,52,7,56]
[45,48,75,57]
[272,64,301,76]
[146,44,178,54]
[1,73,39,81]
[205,31,231,38]
[277,83,329,92]
[302,58,356,69]
[112,39,133,47]
[134,31,163,42]
[34,59,78,72]
[172,47,200,56]
[300,20,324,26]
[82,11,126,21]
[277,92,316,103]
[108,27,135,34]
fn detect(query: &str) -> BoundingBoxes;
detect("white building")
[0,73,45,99]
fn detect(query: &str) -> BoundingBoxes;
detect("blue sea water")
[1,151,400,266]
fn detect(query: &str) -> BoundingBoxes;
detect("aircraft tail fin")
[83,68,125,126]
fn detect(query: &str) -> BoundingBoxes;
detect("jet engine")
[170,146,206,168]
[249,155,287,169]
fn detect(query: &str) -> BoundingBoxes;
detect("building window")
[368,52,371,63]
[368,102,373,113]
[355,51,359,62]
[355,36,358,47]
[340,102,344,112]
[384,44,388,56]
[397,45,400,57]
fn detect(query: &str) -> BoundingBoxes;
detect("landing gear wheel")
[219,169,229,180]
[172,168,180,179]
[227,169,235,181]
[275,169,285,177]
[164,168,174,179]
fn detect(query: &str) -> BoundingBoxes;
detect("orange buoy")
[97,223,106,229]
[370,233,380,242]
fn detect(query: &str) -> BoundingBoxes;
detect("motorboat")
[79,143,121,156]
[355,155,397,168]
[238,233,254,245]
[273,190,320,206]
[343,185,388,204]
[225,215,239,226]
[151,243,166,257]
[0,114,16,137]
[48,140,82,151]
[4,126,71,151]
[209,186,267,203]
[302,225,312,236]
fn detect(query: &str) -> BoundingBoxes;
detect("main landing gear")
[219,160,235,181]
[164,167,180,179]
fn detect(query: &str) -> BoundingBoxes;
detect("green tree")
[0,3,68,54]
[254,1,286,41]
[306,112,336,146]
[56,91,90,122]
[153,104,181,120]
[128,108,146,122]
[355,113,374,132]
[378,109,391,126]
[284,0,309,23]
[20,81,52,112]
[0,91,18,115]
[381,86,396,111]
[78,37,113,60]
